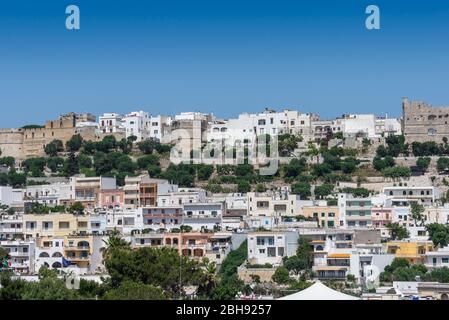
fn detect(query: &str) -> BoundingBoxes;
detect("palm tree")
[101,231,131,262]
[411,203,426,227]
[198,258,217,296]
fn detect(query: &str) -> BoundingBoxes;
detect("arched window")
[428,128,437,136]
[52,252,63,258]
[52,262,62,269]
[77,241,90,248]
[39,252,50,258]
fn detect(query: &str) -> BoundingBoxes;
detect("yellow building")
[302,205,340,228]
[23,213,90,238]
[63,235,93,269]
[385,240,434,264]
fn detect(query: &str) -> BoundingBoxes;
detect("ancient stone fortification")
[0,113,98,159]
[402,98,449,143]
[0,128,25,158]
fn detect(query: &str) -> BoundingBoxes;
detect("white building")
[34,237,64,271]
[0,213,23,240]
[338,193,373,228]
[424,246,449,269]
[182,202,223,231]
[212,193,248,230]
[24,182,72,207]
[247,230,299,266]
[141,206,182,231]
[207,109,316,146]
[0,186,24,209]
[148,115,172,141]
[1,239,35,274]
[247,191,302,218]
[157,188,205,207]
[123,111,151,142]
[105,208,144,234]
[98,112,125,134]
[383,186,440,207]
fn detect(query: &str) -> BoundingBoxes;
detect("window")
[267,247,276,257]
[442,258,449,263]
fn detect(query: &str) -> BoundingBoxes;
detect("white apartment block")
[338,193,373,228]
[182,202,223,231]
[247,230,299,266]
[24,182,72,207]
[207,109,317,146]
[1,239,35,274]
[98,112,125,134]
[0,186,24,209]
[0,213,23,240]
[247,191,302,218]
[157,188,205,207]
[123,111,151,142]
[213,193,248,230]
[149,115,172,141]
[424,246,449,269]
[34,237,64,271]
[383,186,440,207]
[105,208,144,234]
[141,206,182,231]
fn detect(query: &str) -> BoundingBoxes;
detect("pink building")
[98,189,124,209]
[371,207,392,228]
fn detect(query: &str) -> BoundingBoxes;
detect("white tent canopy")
[278,282,360,300]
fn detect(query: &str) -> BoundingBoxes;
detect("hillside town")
[2,97,449,300]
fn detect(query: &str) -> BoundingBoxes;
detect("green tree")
[63,152,79,177]
[66,134,83,152]
[387,223,410,240]
[138,138,157,154]
[77,153,92,169]
[426,223,449,248]
[103,281,166,300]
[105,246,203,298]
[137,154,160,170]
[46,157,64,173]
[272,266,290,284]
[314,184,334,199]
[283,158,307,178]
[197,165,214,181]
[291,182,311,199]
[21,267,78,300]
[437,157,449,172]
[416,157,431,173]
[237,180,251,193]
[68,202,84,215]
[410,203,425,226]
[382,166,411,179]
[101,232,131,262]
[44,139,64,157]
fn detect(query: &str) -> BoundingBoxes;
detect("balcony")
[9,251,30,257]
[65,255,90,261]
[0,228,23,233]
[10,262,30,269]
[64,246,90,251]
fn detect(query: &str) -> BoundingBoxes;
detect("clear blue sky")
[1,0,449,127]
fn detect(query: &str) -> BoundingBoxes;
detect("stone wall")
[0,128,25,158]
[403,98,449,143]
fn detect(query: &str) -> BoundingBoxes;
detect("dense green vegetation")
[380,258,449,283]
